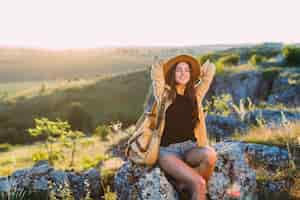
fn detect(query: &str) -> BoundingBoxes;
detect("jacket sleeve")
[194,104,209,147]
[150,59,166,104]
[194,60,216,103]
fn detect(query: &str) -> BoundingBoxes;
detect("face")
[175,61,191,85]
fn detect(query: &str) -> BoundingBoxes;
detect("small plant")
[103,186,117,200]
[81,154,110,170]
[230,97,255,121]
[249,54,266,65]
[93,125,111,141]
[28,117,85,167]
[0,143,12,152]
[28,118,71,165]
[32,151,49,163]
[61,130,85,167]
[217,54,240,67]
[204,93,233,116]
[282,45,300,66]
[255,110,266,127]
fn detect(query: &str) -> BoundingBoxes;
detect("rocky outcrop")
[114,141,290,200]
[211,71,264,104]
[206,114,248,140]
[0,160,103,200]
[208,68,300,107]
[267,69,300,107]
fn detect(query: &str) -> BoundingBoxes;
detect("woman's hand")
[195,59,216,103]
[200,59,216,81]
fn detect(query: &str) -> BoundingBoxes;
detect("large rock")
[114,161,179,200]
[115,141,290,200]
[267,69,300,107]
[0,160,103,200]
[212,71,263,104]
[206,114,248,141]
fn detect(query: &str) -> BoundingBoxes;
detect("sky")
[0,0,299,49]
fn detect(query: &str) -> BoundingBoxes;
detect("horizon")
[1,0,300,49]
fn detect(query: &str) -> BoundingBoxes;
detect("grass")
[0,129,130,176]
[232,121,300,150]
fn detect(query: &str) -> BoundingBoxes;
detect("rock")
[206,114,248,141]
[2,160,103,200]
[114,161,179,200]
[83,168,103,200]
[244,143,289,169]
[212,71,263,104]
[0,177,10,192]
[268,69,300,107]
[209,142,257,200]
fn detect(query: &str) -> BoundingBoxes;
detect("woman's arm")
[150,59,166,104]
[195,60,216,103]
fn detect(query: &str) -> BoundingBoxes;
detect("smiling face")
[174,61,191,86]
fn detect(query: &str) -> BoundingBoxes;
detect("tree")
[28,117,70,165]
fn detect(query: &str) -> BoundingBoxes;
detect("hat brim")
[163,54,201,83]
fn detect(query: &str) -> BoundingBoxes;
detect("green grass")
[0,130,129,176]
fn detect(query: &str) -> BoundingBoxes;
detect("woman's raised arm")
[150,59,166,104]
[195,60,216,103]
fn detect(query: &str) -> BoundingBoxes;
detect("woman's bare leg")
[158,154,207,200]
[184,146,217,182]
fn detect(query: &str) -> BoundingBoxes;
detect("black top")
[160,92,196,147]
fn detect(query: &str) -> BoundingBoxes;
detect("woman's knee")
[204,146,217,167]
[184,146,218,168]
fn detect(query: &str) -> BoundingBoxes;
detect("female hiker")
[152,54,217,200]
[126,54,240,199]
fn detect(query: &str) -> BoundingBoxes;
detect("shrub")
[28,117,84,166]
[218,54,240,67]
[81,154,110,170]
[249,54,266,65]
[282,45,300,66]
[93,125,111,141]
[64,102,94,134]
[204,93,233,116]
[0,143,12,152]
[198,53,214,65]
[32,151,49,162]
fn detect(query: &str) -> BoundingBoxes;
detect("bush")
[282,45,300,66]
[249,54,266,65]
[198,53,214,65]
[218,54,240,67]
[0,143,12,152]
[93,125,111,141]
[81,154,109,170]
[64,102,94,134]
[204,93,233,116]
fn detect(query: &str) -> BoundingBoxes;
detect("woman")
[151,54,217,200]
[127,54,240,199]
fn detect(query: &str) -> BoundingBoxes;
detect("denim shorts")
[159,140,198,160]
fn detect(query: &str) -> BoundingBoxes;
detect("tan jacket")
[134,59,216,148]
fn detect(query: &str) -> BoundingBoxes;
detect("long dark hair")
[165,61,199,128]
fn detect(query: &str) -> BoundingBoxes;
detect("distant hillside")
[0,44,245,82]
[0,69,151,144]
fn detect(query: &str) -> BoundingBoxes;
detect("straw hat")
[162,54,201,82]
